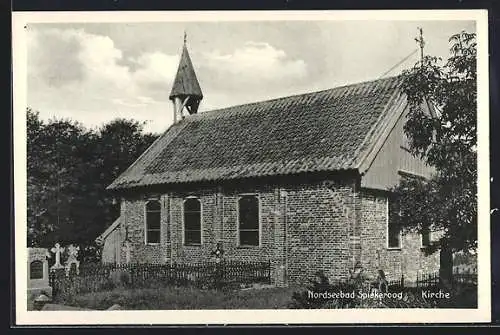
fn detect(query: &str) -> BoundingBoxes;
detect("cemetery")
[27,241,277,310]
[27,248,52,301]
[27,241,477,311]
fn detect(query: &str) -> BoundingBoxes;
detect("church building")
[98,40,440,286]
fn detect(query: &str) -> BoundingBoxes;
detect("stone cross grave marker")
[64,244,80,276]
[27,247,52,300]
[50,243,65,270]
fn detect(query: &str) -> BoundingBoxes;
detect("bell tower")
[169,33,203,123]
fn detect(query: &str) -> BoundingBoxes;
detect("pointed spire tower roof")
[169,36,203,101]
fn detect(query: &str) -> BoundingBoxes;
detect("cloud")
[131,51,179,101]
[26,27,183,133]
[111,95,159,108]
[25,21,477,135]
[28,28,178,107]
[28,28,86,87]
[27,29,310,133]
[111,98,147,108]
[201,41,307,86]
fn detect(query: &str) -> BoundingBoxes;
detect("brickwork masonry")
[359,189,440,283]
[117,178,439,286]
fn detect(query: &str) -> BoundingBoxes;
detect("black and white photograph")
[13,10,490,325]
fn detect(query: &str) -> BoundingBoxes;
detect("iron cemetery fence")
[325,268,478,292]
[49,260,271,297]
[414,268,477,288]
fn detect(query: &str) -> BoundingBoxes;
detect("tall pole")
[415,27,425,66]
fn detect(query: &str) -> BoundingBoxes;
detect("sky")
[26,19,476,134]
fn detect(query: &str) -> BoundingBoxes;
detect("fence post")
[49,269,55,297]
[268,260,271,285]
[211,242,224,289]
[215,260,222,290]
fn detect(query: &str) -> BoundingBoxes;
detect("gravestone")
[27,248,52,300]
[64,244,80,276]
[50,243,65,271]
[107,304,122,310]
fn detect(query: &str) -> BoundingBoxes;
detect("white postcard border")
[12,9,491,325]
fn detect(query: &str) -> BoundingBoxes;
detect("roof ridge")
[191,75,402,119]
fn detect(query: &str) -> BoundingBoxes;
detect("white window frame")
[144,199,161,245]
[237,193,261,248]
[420,225,431,249]
[386,197,402,250]
[182,196,203,246]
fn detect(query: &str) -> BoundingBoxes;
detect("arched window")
[238,195,259,246]
[184,198,201,245]
[145,200,161,244]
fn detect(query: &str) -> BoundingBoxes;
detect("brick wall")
[359,189,440,282]
[167,184,282,283]
[117,177,438,285]
[284,179,354,284]
[119,197,166,264]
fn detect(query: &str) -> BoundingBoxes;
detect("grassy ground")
[50,283,477,310]
[55,285,301,310]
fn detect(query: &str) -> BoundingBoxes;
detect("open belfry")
[169,33,203,123]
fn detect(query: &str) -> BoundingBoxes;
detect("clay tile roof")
[169,45,203,100]
[108,76,405,190]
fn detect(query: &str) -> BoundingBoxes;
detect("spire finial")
[170,30,203,122]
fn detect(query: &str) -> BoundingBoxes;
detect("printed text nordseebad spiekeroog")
[308,290,404,300]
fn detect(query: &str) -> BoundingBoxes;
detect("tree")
[27,109,159,248]
[83,119,158,243]
[27,109,91,246]
[392,31,477,257]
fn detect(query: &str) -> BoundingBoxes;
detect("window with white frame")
[387,197,401,249]
[421,225,431,248]
[238,195,259,246]
[145,200,161,244]
[184,197,201,245]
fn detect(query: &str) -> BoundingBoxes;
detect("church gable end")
[360,106,435,190]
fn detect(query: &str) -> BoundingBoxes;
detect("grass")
[55,285,300,310]
[50,283,477,310]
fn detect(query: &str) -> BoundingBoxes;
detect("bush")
[289,271,360,309]
[289,270,477,309]
[108,269,131,287]
[80,244,102,264]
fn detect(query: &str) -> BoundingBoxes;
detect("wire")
[378,49,418,79]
